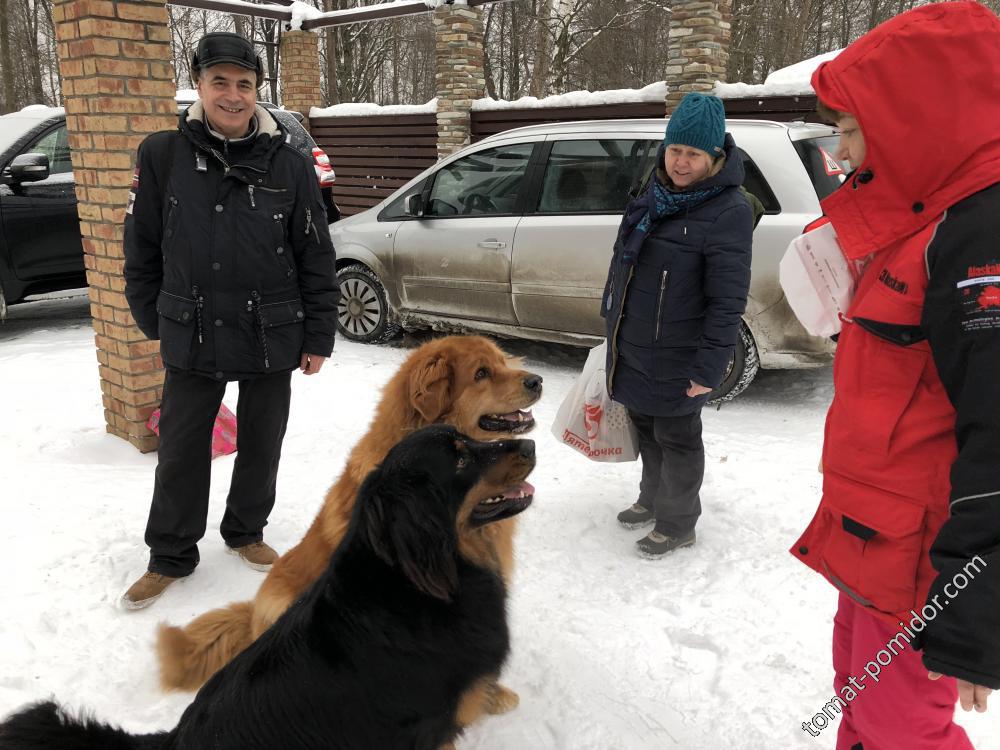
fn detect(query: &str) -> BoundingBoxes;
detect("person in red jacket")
[790,3,1000,748]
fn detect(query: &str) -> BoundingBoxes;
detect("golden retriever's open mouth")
[478,410,535,435]
[471,481,535,526]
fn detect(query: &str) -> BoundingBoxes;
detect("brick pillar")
[433,4,485,158]
[53,0,176,452]
[279,29,321,131]
[665,0,732,114]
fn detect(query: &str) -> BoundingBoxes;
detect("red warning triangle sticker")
[820,147,845,176]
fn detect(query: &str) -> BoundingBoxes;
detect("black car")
[0,103,339,317]
[0,106,84,316]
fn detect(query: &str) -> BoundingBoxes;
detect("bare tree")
[0,0,15,113]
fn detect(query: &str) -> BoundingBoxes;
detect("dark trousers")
[629,409,705,537]
[146,368,292,577]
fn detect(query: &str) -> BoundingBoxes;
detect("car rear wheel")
[336,264,399,344]
[707,322,760,404]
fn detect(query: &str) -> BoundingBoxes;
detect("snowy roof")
[311,98,440,118]
[473,82,667,111]
[2,105,65,121]
[715,49,842,99]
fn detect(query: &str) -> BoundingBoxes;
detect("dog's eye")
[457,455,469,469]
[475,367,491,381]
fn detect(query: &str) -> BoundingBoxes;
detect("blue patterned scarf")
[619,175,724,267]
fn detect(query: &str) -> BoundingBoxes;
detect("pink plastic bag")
[147,403,238,459]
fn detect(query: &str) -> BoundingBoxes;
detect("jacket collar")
[179,101,285,170]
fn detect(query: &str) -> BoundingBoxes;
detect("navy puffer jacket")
[602,136,753,417]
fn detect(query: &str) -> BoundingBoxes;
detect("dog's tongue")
[502,481,535,500]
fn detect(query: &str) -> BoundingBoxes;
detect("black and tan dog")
[0,426,536,750]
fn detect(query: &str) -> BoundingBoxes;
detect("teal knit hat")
[665,92,726,156]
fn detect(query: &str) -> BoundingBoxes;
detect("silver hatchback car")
[330,118,842,400]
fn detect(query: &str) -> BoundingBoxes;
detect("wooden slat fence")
[310,113,437,217]
[311,95,820,217]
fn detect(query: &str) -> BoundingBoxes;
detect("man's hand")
[929,671,992,712]
[299,353,327,375]
[686,380,712,397]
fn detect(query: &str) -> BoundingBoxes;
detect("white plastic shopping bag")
[779,221,859,337]
[551,342,639,462]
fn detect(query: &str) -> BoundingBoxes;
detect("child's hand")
[929,671,992,712]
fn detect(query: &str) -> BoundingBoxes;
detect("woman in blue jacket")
[602,92,753,558]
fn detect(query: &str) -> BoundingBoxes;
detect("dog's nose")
[523,375,543,393]
[518,440,535,459]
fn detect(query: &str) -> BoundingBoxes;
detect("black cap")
[192,32,263,76]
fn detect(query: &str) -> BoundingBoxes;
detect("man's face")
[664,144,714,188]
[196,63,257,139]
[834,115,867,170]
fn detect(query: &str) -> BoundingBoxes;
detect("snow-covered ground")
[0,293,995,748]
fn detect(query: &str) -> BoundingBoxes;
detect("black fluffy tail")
[0,700,168,750]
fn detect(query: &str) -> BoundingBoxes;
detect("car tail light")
[311,146,336,187]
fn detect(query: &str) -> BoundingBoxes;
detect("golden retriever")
[156,335,542,721]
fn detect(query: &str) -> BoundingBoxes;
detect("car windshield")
[793,135,848,201]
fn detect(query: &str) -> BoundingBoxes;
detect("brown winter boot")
[121,572,182,611]
[226,541,278,572]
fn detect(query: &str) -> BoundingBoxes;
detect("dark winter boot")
[635,530,696,559]
[617,503,655,530]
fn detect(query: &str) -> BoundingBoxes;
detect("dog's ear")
[364,481,459,602]
[408,353,453,423]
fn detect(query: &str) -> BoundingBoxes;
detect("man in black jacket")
[120,33,339,609]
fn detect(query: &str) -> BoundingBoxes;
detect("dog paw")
[487,683,519,714]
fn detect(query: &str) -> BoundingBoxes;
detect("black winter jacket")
[914,182,1000,688]
[123,103,339,380]
[602,137,753,417]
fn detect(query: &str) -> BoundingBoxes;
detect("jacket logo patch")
[878,268,909,294]
[958,267,1000,332]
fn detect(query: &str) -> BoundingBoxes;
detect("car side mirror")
[405,193,424,218]
[10,153,50,183]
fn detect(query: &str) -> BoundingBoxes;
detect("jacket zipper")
[607,265,635,397]
[247,185,256,209]
[304,206,318,240]
[192,285,205,344]
[654,269,669,341]
[250,290,270,369]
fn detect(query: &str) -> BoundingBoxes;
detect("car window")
[28,125,73,175]
[739,152,780,213]
[380,178,428,221]
[536,139,652,214]
[793,135,848,201]
[425,143,533,217]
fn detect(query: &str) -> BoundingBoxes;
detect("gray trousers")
[629,409,705,537]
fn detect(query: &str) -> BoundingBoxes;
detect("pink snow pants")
[833,593,974,750]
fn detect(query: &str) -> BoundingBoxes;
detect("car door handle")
[478,240,507,249]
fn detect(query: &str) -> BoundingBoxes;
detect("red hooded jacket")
[791,1,1000,689]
